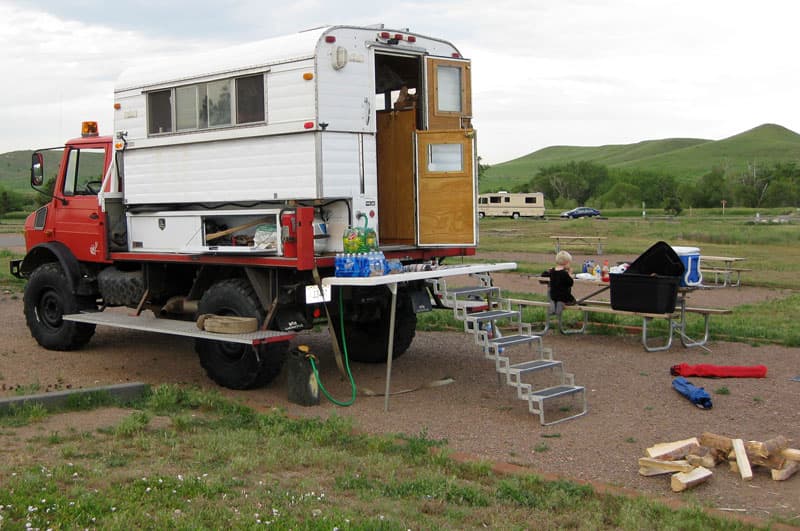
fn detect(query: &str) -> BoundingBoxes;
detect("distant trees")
[0,187,28,216]
[517,160,800,211]
[682,162,800,209]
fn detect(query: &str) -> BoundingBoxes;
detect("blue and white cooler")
[670,246,703,287]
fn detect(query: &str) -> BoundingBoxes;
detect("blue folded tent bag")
[672,377,713,409]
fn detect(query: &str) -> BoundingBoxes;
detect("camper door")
[425,57,472,129]
[415,56,475,246]
[415,130,476,246]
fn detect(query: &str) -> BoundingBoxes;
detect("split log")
[671,466,712,492]
[747,436,790,459]
[638,458,694,476]
[782,448,800,462]
[646,437,700,460]
[698,432,733,453]
[771,460,799,481]
[745,440,786,470]
[686,446,717,468]
[732,439,753,481]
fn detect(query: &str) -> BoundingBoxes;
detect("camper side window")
[236,75,265,123]
[148,90,172,135]
[147,73,265,136]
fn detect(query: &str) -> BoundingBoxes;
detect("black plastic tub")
[609,273,680,313]
[610,241,684,313]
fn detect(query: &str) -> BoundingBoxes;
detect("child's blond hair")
[555,250,572,266]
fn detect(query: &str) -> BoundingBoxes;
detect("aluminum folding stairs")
[430,274,587,425]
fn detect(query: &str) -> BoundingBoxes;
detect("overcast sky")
[1,0,798,164]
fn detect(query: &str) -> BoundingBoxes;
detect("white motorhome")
[478,192,545,219]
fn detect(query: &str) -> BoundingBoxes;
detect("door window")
[436,65,462,112]
[427,143,463,172]
[62,148,106,196]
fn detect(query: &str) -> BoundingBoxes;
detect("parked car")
[560,207,601,219]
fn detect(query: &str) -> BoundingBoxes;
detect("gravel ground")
[1,268,798,523]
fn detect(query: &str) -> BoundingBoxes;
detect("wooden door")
[426,57,472,130]
[377,109,416,244]
[416,130,476,246]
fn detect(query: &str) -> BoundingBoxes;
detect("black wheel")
[478,212,485,219]
[194,278,288,389]
[336,291,417,364]
[24,262,96,350]
[511,212,520,219]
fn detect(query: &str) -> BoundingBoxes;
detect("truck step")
[507,359,562,375]
[464,309,519,323]
[524,385,587,426]
[488,334,540,349]
[63,311,295,345]
[441,285,500,298]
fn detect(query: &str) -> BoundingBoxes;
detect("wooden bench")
[506,297,730,352]
[550,235,607,255]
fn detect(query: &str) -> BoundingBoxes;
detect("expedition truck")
[11,25,493,390]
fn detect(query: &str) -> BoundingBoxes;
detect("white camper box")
[112,25,478,254]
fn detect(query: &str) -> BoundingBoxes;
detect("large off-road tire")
[97,266,144,307]
[194,278,288,389]
[23,262,96,350]
[337,292,417,364]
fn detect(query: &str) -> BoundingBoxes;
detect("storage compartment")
[128,209,281,254]
[610,241,684,313]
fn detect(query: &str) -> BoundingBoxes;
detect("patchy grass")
[0,384,757,529]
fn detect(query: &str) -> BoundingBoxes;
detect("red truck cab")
[25,122,113,264]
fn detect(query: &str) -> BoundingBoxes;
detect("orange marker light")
[113,103,121,110]
[81,121,99,137]
[303,72,314,80]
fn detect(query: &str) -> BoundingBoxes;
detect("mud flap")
[408,288,432,313]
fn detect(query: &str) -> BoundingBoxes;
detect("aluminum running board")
[63,312,295,345]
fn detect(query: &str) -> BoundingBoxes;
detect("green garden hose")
[307,293,357,406]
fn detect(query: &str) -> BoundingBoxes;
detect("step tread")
[442,286,499,296]
[489,335,540,347]
[509,360,562,372]
[465,309,519,321]
[527,385,584,399]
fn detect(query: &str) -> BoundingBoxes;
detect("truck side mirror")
[31,152,44,187]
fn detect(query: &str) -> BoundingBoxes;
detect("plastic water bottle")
[335,253,343,277]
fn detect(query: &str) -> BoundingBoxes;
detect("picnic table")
[700,255,749,287]
[517,278,730,352]
[550,235,607,255]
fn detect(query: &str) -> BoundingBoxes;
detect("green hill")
[483,124,800,192]
[0,150,64,194]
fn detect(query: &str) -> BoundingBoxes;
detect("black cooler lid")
[625,241,685,277]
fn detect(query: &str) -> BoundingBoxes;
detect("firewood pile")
[639,432,799,492]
